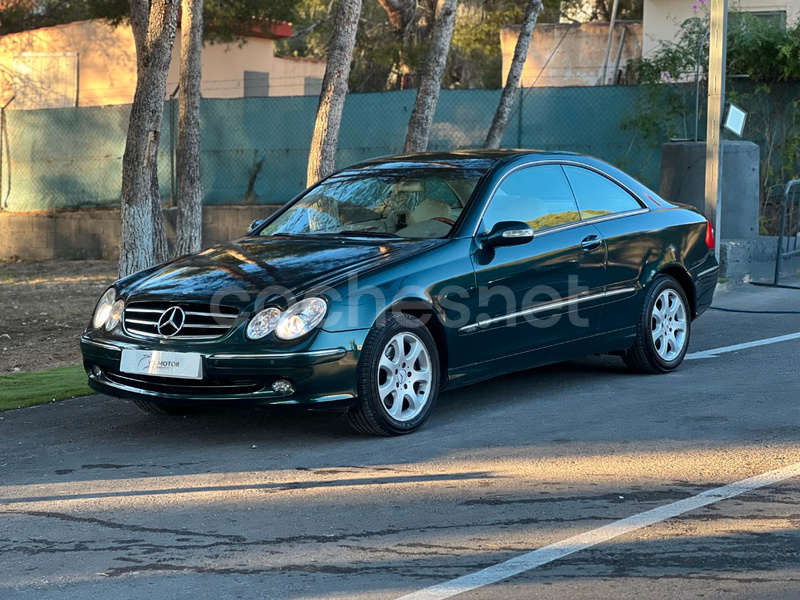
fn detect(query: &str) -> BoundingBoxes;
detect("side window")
[563,166,642,218]
[482,165,580,233]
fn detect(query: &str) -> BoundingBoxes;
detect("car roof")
[348,149,583,171]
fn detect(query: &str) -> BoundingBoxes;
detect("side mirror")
[483,221,534,248]
[249,219,265,233]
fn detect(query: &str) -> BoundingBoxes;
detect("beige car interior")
[291,176,472,239]
[345,179,467,238]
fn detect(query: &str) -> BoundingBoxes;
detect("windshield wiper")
[314,230,400,239]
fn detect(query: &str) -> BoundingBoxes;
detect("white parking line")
[397,461,800,600]
[685,331,800,360]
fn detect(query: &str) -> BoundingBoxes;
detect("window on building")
[730,10,787,29]
[304,76,323,96]
[13,52,78,110]
[244,71,270,97]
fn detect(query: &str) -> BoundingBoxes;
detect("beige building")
[642,0,799,57]
[501,21,643,88]
[0,19,326,109]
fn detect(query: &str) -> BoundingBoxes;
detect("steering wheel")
[430,217,455,226]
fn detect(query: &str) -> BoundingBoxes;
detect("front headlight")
[274,297,327,340]
[92,288,116,329]
[246,307,282,340]
[105,299,125,331]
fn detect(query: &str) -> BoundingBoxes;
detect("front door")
[463,164,607,363]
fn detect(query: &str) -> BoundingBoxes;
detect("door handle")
[580,235,603,251]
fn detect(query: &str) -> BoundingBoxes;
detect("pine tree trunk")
[403,0,457,154]
[484,0,542,149]
[119,0,179,278]
[151,163,170,263]
[175,0,204,257]
[306,0,363,186]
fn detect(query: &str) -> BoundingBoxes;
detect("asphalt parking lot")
[3,281,800,599]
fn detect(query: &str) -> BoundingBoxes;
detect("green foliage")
[630,7,800,85]
[0,0,129,35]
[623,7,800,220]
[281,0,642,92]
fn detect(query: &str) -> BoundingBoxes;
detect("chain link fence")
[1,83,799,235]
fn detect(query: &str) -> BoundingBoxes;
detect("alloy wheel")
[650,289,687,361]
[377,331,432,422]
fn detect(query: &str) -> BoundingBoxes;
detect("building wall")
[165,36,325,98]
[0,20,139,107]
[0,20,327,107]
[500,21,643,88]
[642,0,799,57]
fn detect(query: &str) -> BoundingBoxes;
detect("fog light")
[91,365,102,377]
[271,379,294,395]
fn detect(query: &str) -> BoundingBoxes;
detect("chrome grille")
[123,301,239,340]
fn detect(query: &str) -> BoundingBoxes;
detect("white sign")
[724,104,747,137]
[120,349,203,380]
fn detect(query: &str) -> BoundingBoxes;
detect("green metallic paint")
[81,150,717,411]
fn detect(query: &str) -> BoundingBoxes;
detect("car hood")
[122,236,443,306]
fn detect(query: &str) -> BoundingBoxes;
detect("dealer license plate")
[120,349,203,380]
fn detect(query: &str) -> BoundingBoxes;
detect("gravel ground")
[0,260,117,374]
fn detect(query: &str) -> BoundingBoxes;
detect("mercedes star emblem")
[157,306,186,337]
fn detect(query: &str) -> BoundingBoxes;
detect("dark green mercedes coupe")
[82,150,718,435]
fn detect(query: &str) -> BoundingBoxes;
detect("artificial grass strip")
[0,365,92,411]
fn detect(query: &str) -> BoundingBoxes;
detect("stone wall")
[0,205,279,261]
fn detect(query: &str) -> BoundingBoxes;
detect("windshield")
[260,168,486,239]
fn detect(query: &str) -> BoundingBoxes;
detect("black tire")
[622,275,691,374]
[346,312,440,436]
[132,399,195,416]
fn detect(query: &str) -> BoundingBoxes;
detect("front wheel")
[346,313,440,436]
[622,275,691,374]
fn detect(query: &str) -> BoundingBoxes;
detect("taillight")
[705,220,715,249]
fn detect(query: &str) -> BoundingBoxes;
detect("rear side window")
[482,165,580,233]
[563,166,642,218]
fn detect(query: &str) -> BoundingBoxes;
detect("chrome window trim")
[472,160,649,238]
[458,286,637,334]
[530,208,649,239]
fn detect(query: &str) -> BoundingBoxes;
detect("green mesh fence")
[1,83,794,214]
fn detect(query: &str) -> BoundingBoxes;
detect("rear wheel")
[132,399,195,416]
[622,275,691,374]
[346,313,440,436]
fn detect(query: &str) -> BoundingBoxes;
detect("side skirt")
[444,326,637,391]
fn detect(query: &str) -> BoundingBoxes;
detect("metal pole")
[169,84,179,207]
[695,28,710,142]
[610,26,627,85]
[599,0,621,85]
[704,0,728,263]
[774,180,800,285]
[517,83,523,148]
[0,95,15,211]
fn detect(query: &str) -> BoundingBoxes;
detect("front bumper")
[80,329,369,409]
